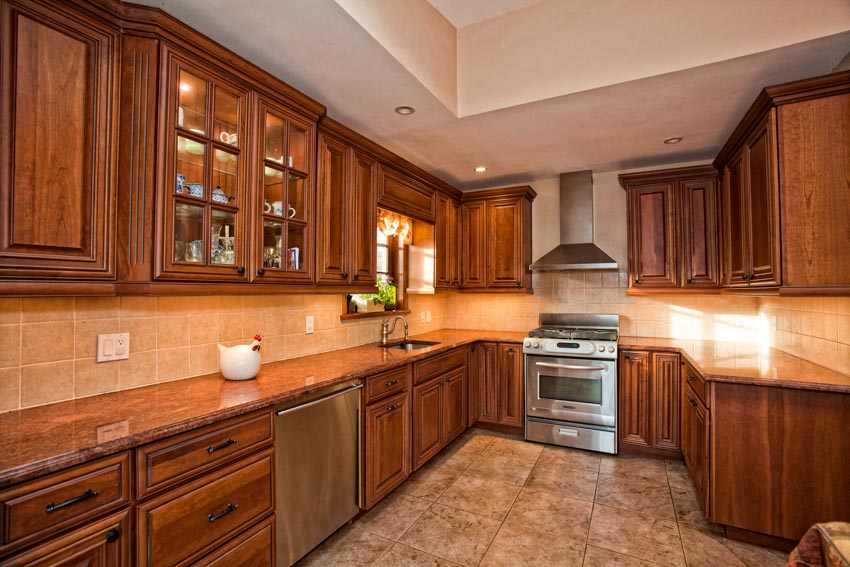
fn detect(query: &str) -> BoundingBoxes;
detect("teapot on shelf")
[218,335,262,381]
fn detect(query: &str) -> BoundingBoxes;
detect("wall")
[759,296,850,376]
[0,294,446,412]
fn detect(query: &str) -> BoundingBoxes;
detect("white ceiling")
[425,0,543,28]
[135,0,850,189]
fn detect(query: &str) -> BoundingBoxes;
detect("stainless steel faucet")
[381,315,409,345]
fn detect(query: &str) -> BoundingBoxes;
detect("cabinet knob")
[342,273,348,279]
[353,274,359,280]
[257,268,265,276]
[635,279,643,284]
[105,529,120,544]
[237,266,245,275]
[689,398,697,407]
[386,403,400,412]
[687,278,693,284]
[687,375,698,381]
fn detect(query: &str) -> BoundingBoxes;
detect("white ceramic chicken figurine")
[218,335,262,381]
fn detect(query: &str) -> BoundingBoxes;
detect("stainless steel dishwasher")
[274,381,362,566]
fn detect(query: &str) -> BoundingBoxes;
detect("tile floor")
[297,429,790,567]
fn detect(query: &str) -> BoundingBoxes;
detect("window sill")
[340,309,410,321]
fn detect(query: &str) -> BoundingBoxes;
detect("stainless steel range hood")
[530,170,618,271]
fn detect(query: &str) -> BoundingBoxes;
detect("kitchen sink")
[379,340,440,351]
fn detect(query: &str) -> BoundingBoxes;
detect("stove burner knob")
[524,341,531,348]
[607,346,615,353]
[532,342,540,349]
[597,345,605,352]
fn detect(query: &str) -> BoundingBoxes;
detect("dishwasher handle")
[275,383,363,417]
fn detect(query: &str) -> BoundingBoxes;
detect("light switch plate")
[305,315,314,334]
[97,333,129,362]
[420,312,426,323]
[426,311,431,323]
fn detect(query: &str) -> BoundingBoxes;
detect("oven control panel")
[523,338,617,359]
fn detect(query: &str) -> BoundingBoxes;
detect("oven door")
[526,355,616,427]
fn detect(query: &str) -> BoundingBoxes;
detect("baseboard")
[724,526,796,553]
[619,443,684,461]
[471,421,524,438]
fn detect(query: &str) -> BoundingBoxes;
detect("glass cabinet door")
[254,97,314,282]
[160,52,249,281]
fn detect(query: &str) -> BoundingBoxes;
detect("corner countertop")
[0,330,526,488]
[618,336,850,394]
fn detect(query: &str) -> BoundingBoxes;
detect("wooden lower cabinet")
[193,516,274,567]
[619,350,681,453]
[364,390,410,509]
[1,511,129,566]
[442,367,467,444]
[496,344,523,427]
[476,342,499,423]
[681,383,709,514]
[412,364,468,471]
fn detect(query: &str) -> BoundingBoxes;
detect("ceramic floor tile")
[537,445,602,473]
[587,504,685,567]
[479,522,586,567]
[464,451,536,486]
[504,487,592,544]
[582,545,666,566]
[678,523,788,567]
[483,437,545,461]
[599,456,669,484]
[455,430,498,453]
[437,473,521,520]
[399,464,462,501]
[356,492,432,541]
[669,484,722,533]
[595,473,676,519]
[664,461,692,490]
[525,460,598,502]
[430,442,483,472]
[373,543,461,566]
[399,503,502,567]
[296,526,393,566]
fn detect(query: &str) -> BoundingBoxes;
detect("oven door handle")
[534,361,607,372]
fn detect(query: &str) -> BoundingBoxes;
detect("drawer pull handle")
[105,529,120,544]
[689,398,697,407]
[45,488,99,513]
[208,502,238,523]
[207,438,238,454]
[385,380,399,386]
[687,375,698,381]
[386,403,401,412]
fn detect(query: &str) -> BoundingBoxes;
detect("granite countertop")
[0,330,526,488]
[619,336,850,393]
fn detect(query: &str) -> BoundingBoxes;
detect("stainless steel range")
[524,313,619,454]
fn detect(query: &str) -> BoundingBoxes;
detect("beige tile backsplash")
[0,278,846,412]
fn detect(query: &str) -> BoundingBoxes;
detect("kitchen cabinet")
[474,342,499,424]
[442,367,467,443]
[435,193,461,288]
[620,165,719,291]
[460,186,535,291]
[618,349,681,455]
[412,376,444,470]
[412,350,467,470]
[315,120,378,289]
[362,366,410,510]
[681,381,709,515]
[0,0,118,280]
[497,343,524,427]
[378,166,435,222]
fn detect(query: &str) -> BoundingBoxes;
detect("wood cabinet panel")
[745,114,780,286]
[461,201,487,288]
[316,133,349,284]
[779,92,850,288]
[486,200,523,288]
[412,377,443,471]
[136,449,274,567]
[467,345,479,427]
[378,166,435,222]
[0,452,129,556]
[618,350,651,447]
[364,365,408,404]
[722,151,748,285]
[364,391,410,509]
[193,516,274,567]
[682,360,707,407]
[680,177,719,287]
[436,194,460,288]
[0,0,117,279]
[442,367,467,444]
[1,510,129,567]
[628,183,678,288]
[350,150,377,284]
[476,342,499,424]
[651,353,680,451]
[496,343,523,427]
[414,347,466,385]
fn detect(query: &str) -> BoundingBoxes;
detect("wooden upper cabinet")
[680,177,719,287]
[722,150,748,286]
[0,0,118,279]
[461,201,487,288]
[627,183,678,288]
[779,91,850,289]
[744,113,780,286]
[435,194,460,288]
[378,166,435,222]
[486,199,524,288]
[315,133,350,284]
[155,48,250,282]
[350,150,378,284]
[252,96,315,283]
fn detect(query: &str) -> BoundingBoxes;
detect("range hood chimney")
[530,170,619,271]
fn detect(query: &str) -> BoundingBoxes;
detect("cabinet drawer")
[0,452,129,555]
[414,348,466,385]
[136,449,274,567]
[682,361,707,407]
[135,410,273,498]
[191,516,274,567]
[365,366,409,403]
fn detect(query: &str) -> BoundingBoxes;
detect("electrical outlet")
[426,311,431,323]
[305,315,314,334]
[420,312,426,323]
[97,333,129,362]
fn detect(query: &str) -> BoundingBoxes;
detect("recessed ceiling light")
[394,105,415,116]
[474,166,487,173]
[664,136,684,145]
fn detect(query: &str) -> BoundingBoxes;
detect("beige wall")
[759,296,850,376]
[0,294,446,412]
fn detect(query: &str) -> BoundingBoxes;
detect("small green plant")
[375,277,397,308]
